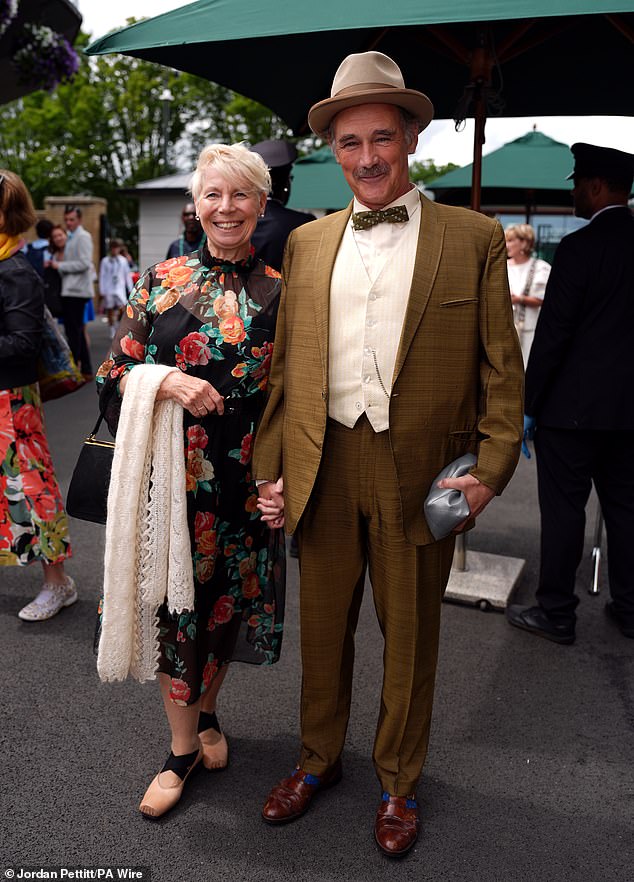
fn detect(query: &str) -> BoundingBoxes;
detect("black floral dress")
[96,247,285,706]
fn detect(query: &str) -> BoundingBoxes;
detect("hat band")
[332,81,403,98]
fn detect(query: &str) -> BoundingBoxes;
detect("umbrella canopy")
[87,1,634,209]
[87,1,634,126]
[428,129,575,217]
[289,147,351,211]
[0,0,82,104]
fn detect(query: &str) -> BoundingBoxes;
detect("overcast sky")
[78,0,634,168]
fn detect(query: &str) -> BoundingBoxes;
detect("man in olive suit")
[254,51,523,856]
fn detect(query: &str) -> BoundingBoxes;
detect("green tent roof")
[288,147,351,211]
[429,130,574,191]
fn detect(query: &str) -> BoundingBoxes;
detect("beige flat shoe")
[139,747,202,819]
[200,729,229,771]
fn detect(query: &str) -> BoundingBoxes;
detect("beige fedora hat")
[308,51,434,137]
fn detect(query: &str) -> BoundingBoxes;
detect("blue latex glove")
[522,414,536,459]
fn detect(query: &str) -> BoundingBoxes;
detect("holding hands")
[257,477,285,529]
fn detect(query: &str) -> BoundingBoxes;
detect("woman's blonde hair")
[190,143,271,203]
[0,169,37,236]
[505,223,535,255]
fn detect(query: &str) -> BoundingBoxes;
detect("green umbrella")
[288,147,351,211]
[0,0,82,104]
[87,1,634,209]
[428,129,575,220]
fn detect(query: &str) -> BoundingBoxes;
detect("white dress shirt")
[328,185,421,431]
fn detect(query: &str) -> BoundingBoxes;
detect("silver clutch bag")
[424,453,477,541]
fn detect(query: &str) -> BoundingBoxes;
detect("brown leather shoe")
[261,760,342,824]
[374,793,420,857]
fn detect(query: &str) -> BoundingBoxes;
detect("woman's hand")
[257,477,285,529]
[156,370,224,417]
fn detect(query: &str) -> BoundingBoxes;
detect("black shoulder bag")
[66,412,115,525]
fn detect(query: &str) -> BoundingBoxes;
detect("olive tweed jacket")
[253,193,524,545]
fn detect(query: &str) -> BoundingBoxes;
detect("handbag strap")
[517,258,537,325]
[88,410,106,439]
[522,258,537,296]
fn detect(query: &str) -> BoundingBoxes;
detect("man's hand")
[257,477,285,529]
[436,474,495,533]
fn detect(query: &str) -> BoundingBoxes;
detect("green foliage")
[0,29,300,252]
[409,159,460,185]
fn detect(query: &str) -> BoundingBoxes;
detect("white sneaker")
[18,577,78,622]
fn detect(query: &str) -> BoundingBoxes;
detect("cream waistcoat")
[328,186,421,431]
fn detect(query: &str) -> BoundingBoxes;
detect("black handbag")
[66,412,115,524]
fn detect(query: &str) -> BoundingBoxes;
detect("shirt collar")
[589,204,628,222]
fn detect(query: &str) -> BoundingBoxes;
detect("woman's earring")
[195,215,200,220]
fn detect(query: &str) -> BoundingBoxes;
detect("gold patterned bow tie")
[351,205,409,231]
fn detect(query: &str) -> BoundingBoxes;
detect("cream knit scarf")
[97,363,194,683]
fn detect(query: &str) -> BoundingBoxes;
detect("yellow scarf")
[0,234,25,261]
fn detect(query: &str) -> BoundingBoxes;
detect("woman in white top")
[505,223,551,366]
[98,238,132,338]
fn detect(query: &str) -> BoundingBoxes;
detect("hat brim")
[308,87,434,137]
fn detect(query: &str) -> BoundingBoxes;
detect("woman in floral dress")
[97,144,286,819]
[0,170,76,621]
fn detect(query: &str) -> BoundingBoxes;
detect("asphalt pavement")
[1,320,632,882]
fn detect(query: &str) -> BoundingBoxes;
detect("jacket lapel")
[393,194,444,383]
[311,204,351,381]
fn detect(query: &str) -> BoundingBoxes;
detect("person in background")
[43,225,67,318]
[505,223,551,366]
[25,219,53,279]
[98,238,132,339]
[250,139,316,272]
[96,143,285,820]
[507,143,634,644]
[0,170,76,621]
[48,205,94,379]
[165,202,206,259]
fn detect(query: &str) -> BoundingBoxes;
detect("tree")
[409,159,460,186]
[0,30,305,252]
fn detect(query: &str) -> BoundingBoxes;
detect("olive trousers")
[296,416,455,796]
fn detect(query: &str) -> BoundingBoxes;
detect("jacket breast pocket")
[439,298,479,308]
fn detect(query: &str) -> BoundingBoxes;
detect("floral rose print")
[219,315,246,345]
[120,335,145,361]
[178,331,212,367]
[155,286,182,314]
[169,677,192,705]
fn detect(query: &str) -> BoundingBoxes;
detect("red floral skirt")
[0,384,72,566]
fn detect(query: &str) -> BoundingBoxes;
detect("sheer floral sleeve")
[95,267,153,436]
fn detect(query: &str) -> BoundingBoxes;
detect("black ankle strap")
[161,749,199,780]
[198,711,220,734]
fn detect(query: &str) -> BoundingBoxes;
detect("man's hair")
[326,107,420,151]
[36,218,54,239]
[64,204,82,217]
[0,168,37,236]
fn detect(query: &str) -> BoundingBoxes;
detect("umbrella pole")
[470,83,487,213]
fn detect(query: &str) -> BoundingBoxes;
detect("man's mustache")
[354,163,389,180]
